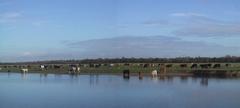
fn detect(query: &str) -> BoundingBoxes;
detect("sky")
[1,0,240,62]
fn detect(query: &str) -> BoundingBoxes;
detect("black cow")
[180,64,188,68]
[143,64,149,68]
[213,64,221,68]
[191,64,198,68]
[207,64,212,67]
[225,64,231,67]
[166,64,172,68]
[200,64,210,69]
[124,63,130,66]
[54,65,62,69]
[27,65,31,69]
[94,64,101,68]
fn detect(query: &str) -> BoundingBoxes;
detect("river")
[0,72,240,108]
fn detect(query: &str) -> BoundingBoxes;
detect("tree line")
[1,55,240,65]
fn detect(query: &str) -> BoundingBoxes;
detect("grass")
[1,63,240,74]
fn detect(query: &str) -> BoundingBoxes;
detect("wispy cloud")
[170,12,240,37]
[142,19,169,26]
[0,12,22,23]
[1,36,240,62]
[64,36,240,58]
[170,12,207,17]
[175,23,240,37]
[1,12,22,18]
[32,20,47,27]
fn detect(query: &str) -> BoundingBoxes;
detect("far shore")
[0,71,193,76]
[1,62,240,77]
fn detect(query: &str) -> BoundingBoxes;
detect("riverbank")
[1,63,240,77]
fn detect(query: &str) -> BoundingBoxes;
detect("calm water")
[0,72,240,108]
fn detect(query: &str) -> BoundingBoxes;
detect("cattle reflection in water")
[14,71,236,87]
[21,73,27,80]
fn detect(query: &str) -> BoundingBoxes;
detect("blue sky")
[1,0,240,62]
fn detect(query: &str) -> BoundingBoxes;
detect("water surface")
[0,72,240,108]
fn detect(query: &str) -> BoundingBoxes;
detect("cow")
[213,64,221,68]
[143,64,149,68]
[40,65,48,70]
[69,65,80,74]
[21,68,28,73]
[150,64,155,67]
[191,64,198,69]
[207,64,212,67]
[27,65,31,69]
[225,64,231,67]
[200,64,211,69]
[180,64,188,68]
[77,67,81,72]
[40,65,45,70]
[152,70,158,77]
[94,64,101,68]
[166,64,172,68]
[53,65,61,69]
[109,64,114,67]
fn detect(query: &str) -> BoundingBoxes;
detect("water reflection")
[200,77,209,87]
[138,72,143,80]
[89,74,100,86]
[180,76,188,83]
[1,73,240,108]
[21,73,27,80]
[7,72,11,78]
[3,72,214,87]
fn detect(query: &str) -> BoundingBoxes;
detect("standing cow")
[152,70,158,77]
[191,64,198,69]
[166,64,173,68]
[40,65,48,70]
[69,65,80,74]
[225,64,231,67]
[21,68,28,73]
[213,64,221,68]
[54,65,61,69]
[200,64,211,69]
[143,64,149,68]
[180,64,188,68]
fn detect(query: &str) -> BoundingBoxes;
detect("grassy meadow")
[1,63,240,75]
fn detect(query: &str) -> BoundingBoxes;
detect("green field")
[1,63,240,75]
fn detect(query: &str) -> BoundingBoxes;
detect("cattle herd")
[0,63,233,74]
